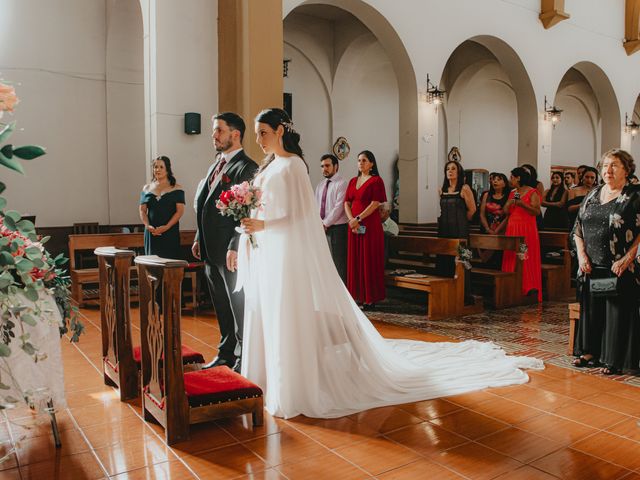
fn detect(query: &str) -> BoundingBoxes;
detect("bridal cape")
[237,155,543,419]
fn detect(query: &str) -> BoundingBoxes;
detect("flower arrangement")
[456,244,473,270]
[0,80,83,404]
[216,181,262,248]
[517,241,529,261]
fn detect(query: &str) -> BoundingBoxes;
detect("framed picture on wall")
[283,93,292,119]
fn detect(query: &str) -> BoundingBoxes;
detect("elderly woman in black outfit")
[572,149,640,375]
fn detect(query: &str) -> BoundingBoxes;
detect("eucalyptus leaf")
[0,145,12,159]
[0,271,14,289]
[32,258,45,269]
[20,314,37,326]
[16,220,35,235]
[23,286,38,302]
[13,145,46,160]
[0,251,15,266]
[0,122,15,144]
[39,235,50,244]
[0,151,24,174]
[5,211,20,223]
[0,237,8,247]
[15,258,34,273]
[25,246,42,260]
[21,343,36,356]
[0,198,6,211]
[0,344,10,357]
[0,182,5,194]
[2,215,15,231]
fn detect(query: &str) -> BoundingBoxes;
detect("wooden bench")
[385,235,482,320]
[568,302,580,355]
[135,255,263,445]
[69,231,198,307]
[95,247,205,401]
[468,234,531,309]
[540,231,572,300]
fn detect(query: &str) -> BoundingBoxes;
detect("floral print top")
[572,183,640,283]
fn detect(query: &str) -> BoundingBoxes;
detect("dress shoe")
[202,357,232,370]
[232,360,242,374]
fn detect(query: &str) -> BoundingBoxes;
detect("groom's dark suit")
[195,149,257,367]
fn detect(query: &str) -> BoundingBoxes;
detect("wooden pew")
[568,302,580,355]
[468,234,531,309]
[136,255,263,445]
[95,247,205,402]
[385,235,482,320]
[539,231,572,300]
[69,231,197,306]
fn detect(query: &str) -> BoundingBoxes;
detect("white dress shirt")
[221,147,243,163]
[314,173,348,227]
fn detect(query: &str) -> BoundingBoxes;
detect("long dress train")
[238,155,543,419]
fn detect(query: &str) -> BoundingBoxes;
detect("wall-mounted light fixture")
[283,59,291,78]
[544,96,562,127]
[421,74,446,105]
[625,112,639,138]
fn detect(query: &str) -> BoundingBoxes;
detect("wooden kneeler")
[95,248,205,402]
[135,255,264,445]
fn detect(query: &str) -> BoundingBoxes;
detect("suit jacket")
[194,150,258,265]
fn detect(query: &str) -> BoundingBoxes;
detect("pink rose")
[0,83,19,113]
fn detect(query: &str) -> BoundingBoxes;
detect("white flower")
[609,213,624,229]
[616,193,629,204]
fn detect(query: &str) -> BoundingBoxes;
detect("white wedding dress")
[237,155,543,419]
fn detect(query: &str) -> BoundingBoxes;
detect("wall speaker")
[184,112,201,135]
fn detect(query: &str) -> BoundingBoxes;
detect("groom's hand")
[192,241,201,260]
[226,250,238,272]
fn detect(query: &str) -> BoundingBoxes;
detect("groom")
[193,112,257,372]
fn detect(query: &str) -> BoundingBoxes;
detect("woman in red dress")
[502,166,542,301]
[345,150,387,309]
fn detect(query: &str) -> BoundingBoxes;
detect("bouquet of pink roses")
[216,181,262,248]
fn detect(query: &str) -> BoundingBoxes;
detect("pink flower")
[0,83,19,113]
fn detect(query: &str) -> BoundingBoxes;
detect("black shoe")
[362,303,375,311]
[232,360,242,374]
[202,357,233,370]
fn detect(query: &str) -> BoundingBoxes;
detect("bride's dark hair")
[255,108,307,173]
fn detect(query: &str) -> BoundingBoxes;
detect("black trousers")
[326,224,348,284]
[204,262,244,363]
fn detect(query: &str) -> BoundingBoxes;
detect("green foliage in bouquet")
[0,81,83,388]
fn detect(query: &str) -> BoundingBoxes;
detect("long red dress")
[346,175,387,304]
[501,188,542,301]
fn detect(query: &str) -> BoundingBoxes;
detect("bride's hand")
[241,218,264,234]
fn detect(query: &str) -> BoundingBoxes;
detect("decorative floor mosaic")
[368,288,640,387]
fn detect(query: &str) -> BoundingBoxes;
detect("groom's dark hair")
[213,112,246,141]
[321,154,339,167]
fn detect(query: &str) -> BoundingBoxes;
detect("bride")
[238,108,543,419]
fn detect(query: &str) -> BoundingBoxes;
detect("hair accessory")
[283,121,296,133]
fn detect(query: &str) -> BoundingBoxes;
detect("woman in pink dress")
[344,150,387,308]
[502,167,542,301]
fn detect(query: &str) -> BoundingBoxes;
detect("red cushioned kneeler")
[132,345,204,366]
[183,366,263,407]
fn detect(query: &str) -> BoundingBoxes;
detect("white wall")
[446,62,519,176]
[285,0,640,222]
[0,0,109,226]
[106,0,146,224]
[284,12,398,200]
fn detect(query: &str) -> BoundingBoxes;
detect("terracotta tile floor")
[1,300,639,479]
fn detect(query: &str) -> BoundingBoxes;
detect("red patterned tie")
[320,179,331,219]
[209,158,227,188]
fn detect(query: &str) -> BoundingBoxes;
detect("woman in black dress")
[541,171,569,229]
[572,150,640,375]
[437,160,476,303]
[478,172,509,265]
[139,156,185,259]
[567,166,597,229]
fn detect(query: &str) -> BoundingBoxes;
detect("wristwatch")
[355,215,361,222]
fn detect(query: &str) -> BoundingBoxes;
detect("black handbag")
[589,276,618,297]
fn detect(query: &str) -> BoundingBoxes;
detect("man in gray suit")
[193,112,257,372]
